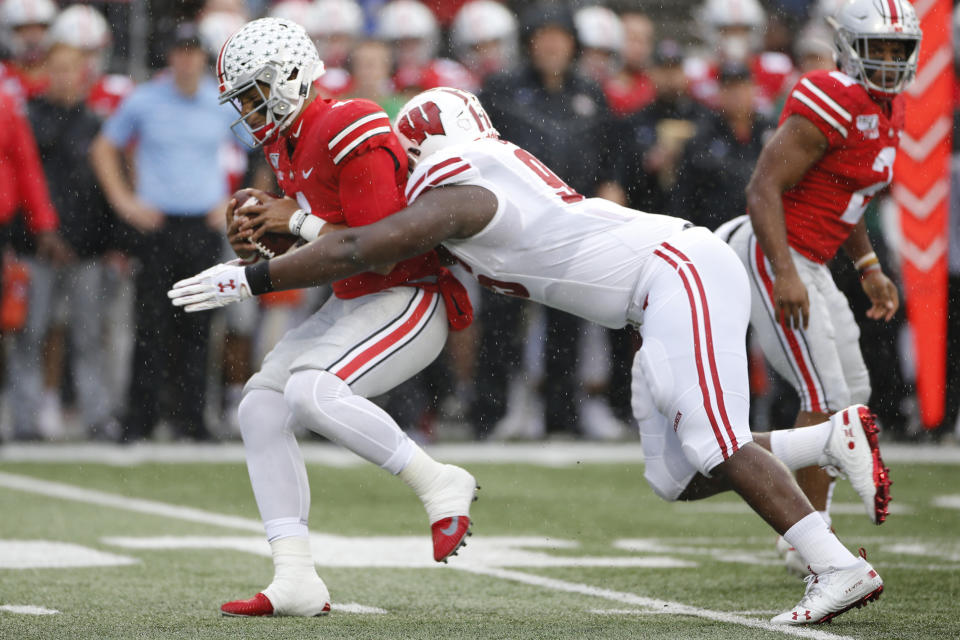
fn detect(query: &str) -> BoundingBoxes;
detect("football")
[236,196,299,260]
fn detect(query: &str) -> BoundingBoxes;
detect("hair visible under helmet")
[394,87,498,168]
[216,17,325,147]
[826,0,922,98]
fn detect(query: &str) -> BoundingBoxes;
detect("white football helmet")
[450,1,518,75]
[574,6,625,54]
[697,0,766,62]
[376,0,439,66]
[313,0,364,37]
[394,87,498,168]
[46,5,110,51]
[826,0,922,97]
[217,17,325,147]
[0,0,57,60]
[198,10,246,59]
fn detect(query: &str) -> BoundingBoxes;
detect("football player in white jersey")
[171,87,891,625]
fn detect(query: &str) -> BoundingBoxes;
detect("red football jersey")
[778,70,903,263]
[86,74,135,119]
[264,97,441,298]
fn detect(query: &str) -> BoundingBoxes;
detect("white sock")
[769,422,832,470]
[266,536,318,584]
[818,509,832,529]
[783,512,858,574]
[284,369,414,474]
[398,443,445,499]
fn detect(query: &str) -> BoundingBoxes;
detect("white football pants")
[239,286,448,540]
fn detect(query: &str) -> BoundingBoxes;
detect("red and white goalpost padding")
[892,0,954,428]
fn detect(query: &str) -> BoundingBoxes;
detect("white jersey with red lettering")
[408,136,754,485]
[406,137,689,329]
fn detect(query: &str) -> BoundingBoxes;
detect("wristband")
[854,252,879,271]
[859,263,882,280]
[288,208,326,241]
[244,260,275,296]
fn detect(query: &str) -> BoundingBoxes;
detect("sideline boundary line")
[1,442,956,466]
[0,471,852,639]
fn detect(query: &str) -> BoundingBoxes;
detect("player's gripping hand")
[168,262,252,312]
[861,269,899,322]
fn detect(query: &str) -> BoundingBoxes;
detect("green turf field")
[1,442,958,639]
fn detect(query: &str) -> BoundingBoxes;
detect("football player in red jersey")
[0,0,56,103]
[718,0,920,572]
[202,18,477,617]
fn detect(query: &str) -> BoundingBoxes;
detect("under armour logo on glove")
[168,262,252,312]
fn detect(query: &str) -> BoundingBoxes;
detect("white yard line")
[0,442,957,466]
[458,565,854,640]
[0,604,60,615]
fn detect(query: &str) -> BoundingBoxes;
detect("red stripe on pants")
[751,242,825,413]
[661,242,739,452]
[332,290,436,381]
[653,248,730,459]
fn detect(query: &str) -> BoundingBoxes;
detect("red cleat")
[221,593,275,617]
[432,515,472,563]
[221,592,332,617]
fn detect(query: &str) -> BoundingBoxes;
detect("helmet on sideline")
[826,0,922,97]
[216,17,325,147]
[0,0,57,60]
[46,4,110,51]
[394,87,498,168]
[451,1,518,74]
[697,0,766,62]
[574,6,624,54]
[375,0,440,65]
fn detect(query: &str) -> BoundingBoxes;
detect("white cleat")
[775,536,812,579]
[772,555,883,625]
[420,464,479,562]
[818,405,892,524]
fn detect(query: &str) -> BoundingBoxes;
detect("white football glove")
[168,262,252,312]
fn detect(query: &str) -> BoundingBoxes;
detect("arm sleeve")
[338,147,407,227]
[10,104,58,233]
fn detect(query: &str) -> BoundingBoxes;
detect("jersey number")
[513,148,584,204]
[839,146,896,224]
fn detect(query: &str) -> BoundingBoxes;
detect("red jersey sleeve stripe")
[328,112,389,149]
[799,78,852,122]
[332,125,392,165]
[791,88,849,138]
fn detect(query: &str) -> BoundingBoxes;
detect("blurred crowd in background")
[1,0,958,445]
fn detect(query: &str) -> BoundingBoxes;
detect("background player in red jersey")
[718,0,920,572]
[206,17,476,617]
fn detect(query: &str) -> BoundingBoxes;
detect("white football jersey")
[406,138,691,328]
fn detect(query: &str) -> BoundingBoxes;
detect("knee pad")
[238,389,287,442]
[283,369,351,423]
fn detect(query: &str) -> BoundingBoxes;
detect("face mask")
[719,35,751,63]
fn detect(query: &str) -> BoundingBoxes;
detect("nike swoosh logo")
[440,516,460,536]
[302,168,314,179]
[293,120,304,138]
[331,101,346,109]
